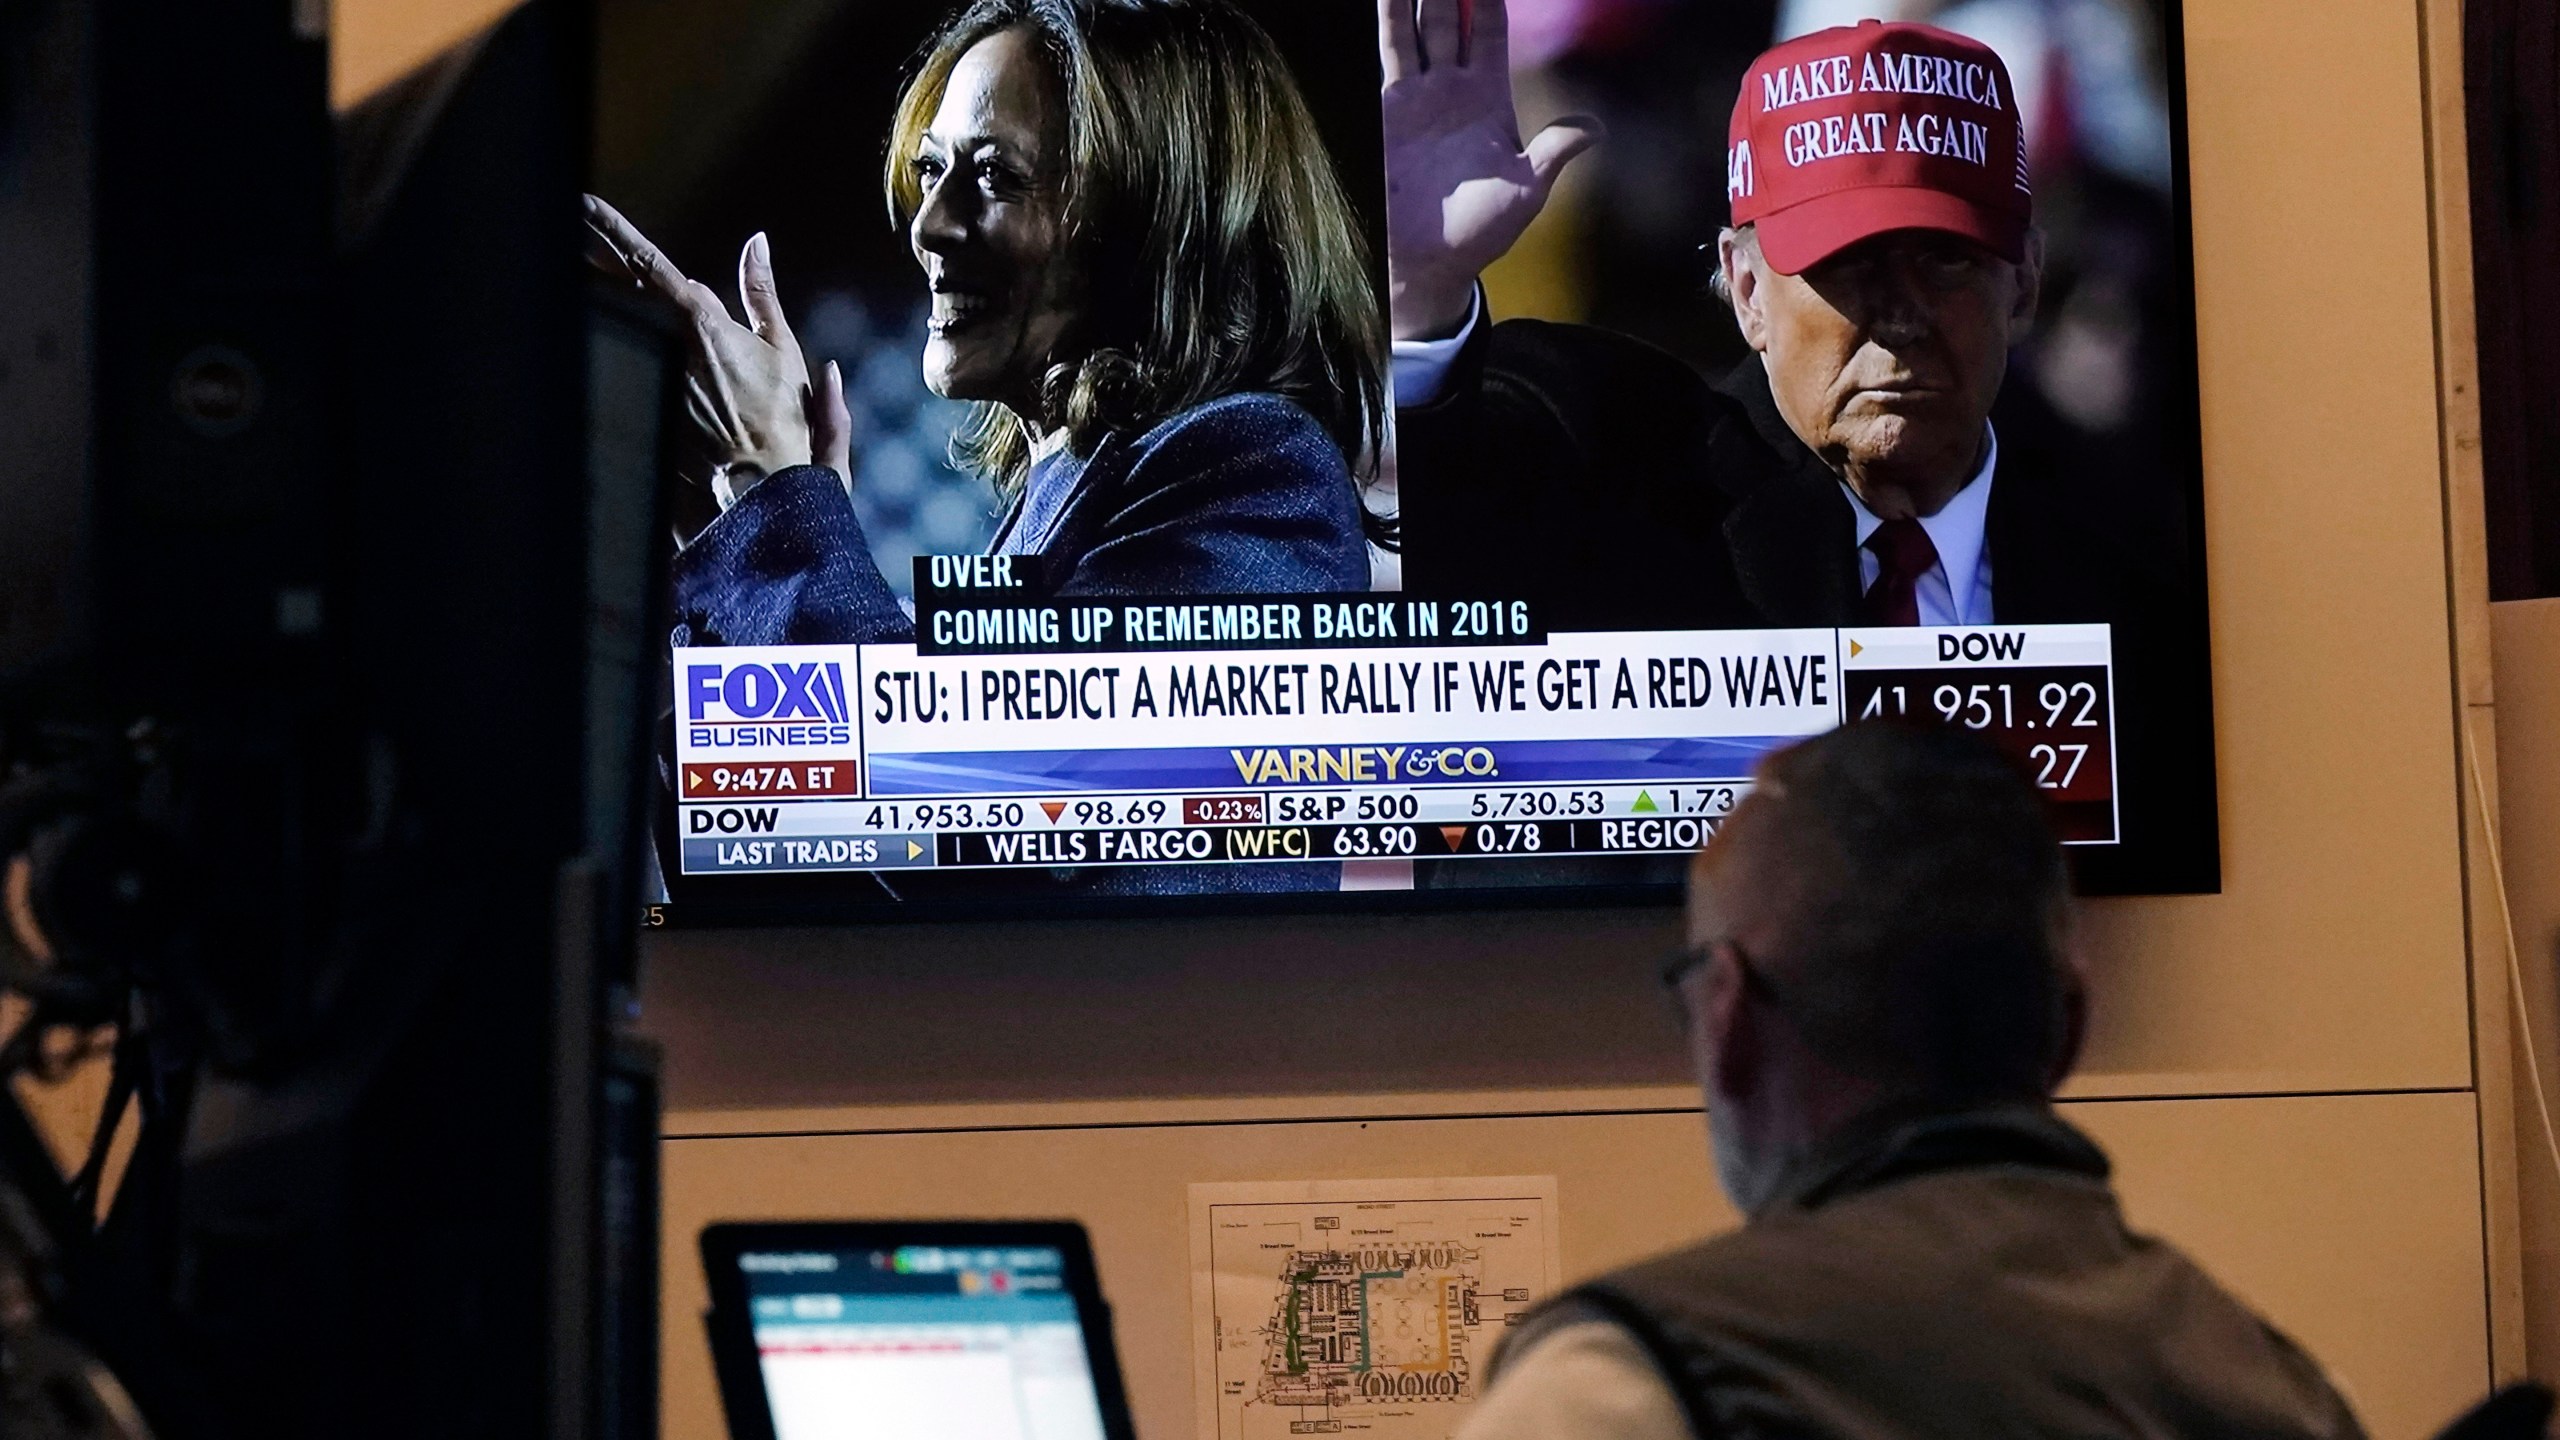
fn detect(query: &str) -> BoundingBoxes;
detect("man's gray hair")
[1736,722,2076,1101]
[1705,224,1758,308]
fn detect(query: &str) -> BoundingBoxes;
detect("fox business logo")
[685,660,856,748]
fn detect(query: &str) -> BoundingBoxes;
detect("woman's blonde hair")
[886,0,1388,521]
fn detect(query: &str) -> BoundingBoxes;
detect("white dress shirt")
[1391,299,2003,626]
[1842,428,1998,627]
[1386,288,1482,409]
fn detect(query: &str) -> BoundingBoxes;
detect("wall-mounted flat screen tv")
[592,0,2217,923]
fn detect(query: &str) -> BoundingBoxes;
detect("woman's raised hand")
[584,195,849,502]
[1377,0,1602,342]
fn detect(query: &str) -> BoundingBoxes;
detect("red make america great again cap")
[1726,19,2031,274]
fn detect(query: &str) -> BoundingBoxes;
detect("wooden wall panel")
[330,0,525,107]
[2490,599,2560,1378]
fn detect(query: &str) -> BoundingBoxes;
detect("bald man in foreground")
[1459,723,2364,1440]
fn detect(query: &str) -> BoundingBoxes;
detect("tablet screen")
[739,1242,1108,1440]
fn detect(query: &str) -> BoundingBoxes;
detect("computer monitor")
[701,1221,1136,1440]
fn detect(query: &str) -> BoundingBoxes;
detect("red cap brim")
[1752,186,2027,274]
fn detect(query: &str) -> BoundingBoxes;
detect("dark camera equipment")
[0,1,664,1437]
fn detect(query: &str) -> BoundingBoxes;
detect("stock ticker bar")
[676,782,1747,873]
[669,615,2120,876]
[930,815,1729,867]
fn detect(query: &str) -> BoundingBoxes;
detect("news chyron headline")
[663,564,2121,877]
[909,555,1539,656]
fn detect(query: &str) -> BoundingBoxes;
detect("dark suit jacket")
[1397,318,2218,893]
[671,389,1371,647]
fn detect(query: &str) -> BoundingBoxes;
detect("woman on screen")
[585,0,1387,646]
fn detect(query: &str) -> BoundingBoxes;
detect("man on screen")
[1382,1,2213,886]
[1386,3,2176,634]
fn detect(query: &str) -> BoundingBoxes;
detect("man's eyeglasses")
[1660,940,1720,992]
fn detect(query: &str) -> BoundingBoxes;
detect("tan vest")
[1502,1107,2365,1440]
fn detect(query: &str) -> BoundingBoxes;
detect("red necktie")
[1861,518,1939,627]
